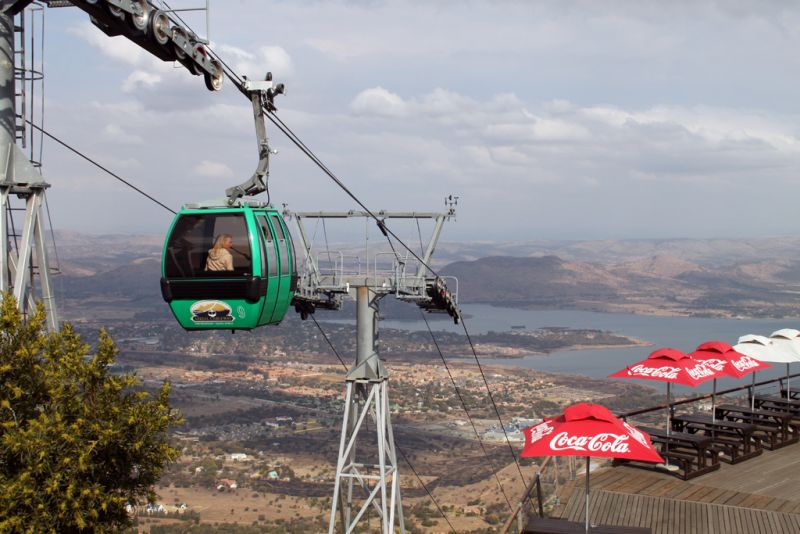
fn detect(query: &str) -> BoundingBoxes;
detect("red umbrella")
[608,348,723,471]
[689,340,771,379]
[688,341,772,417]
[522,403,662,533]
[608,347,719,386]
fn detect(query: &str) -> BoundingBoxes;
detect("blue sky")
[34,1,800,241]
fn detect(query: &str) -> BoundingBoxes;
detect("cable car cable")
[156,10,418,275]
[43,192,61,273]
[310,314,347,370]
[168,15,433,280]
[395,445,457,534]
[459,316,530,493]
[419,309,515,514]
[27,121,176,215]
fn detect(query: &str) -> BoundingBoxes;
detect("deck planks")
[546,442,800,533]
[554,487,800,534]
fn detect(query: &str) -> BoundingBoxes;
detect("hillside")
[442,253,800,318]
[49,231,800,320]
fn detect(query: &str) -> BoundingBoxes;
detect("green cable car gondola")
[160,75,298,330]
[160,200,297,330]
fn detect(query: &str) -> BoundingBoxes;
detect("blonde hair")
[211,233,232,251]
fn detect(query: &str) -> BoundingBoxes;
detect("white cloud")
[418,89,475,116]
[193,160,236,180]
[350,87,407,117]
[218,44,293,80]
[122,70,162,92]
[68,22,147,66]
[39,2,800,239]
[304,38,361,61]
[102,123,143,145]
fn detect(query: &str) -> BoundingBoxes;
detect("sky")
[29,1,800,242]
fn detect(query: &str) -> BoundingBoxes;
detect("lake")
[377,304,799,394]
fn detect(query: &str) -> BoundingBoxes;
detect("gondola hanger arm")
[224,73,285,204]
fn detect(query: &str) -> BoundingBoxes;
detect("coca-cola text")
[628,364,679,379]
[549,432,631,454]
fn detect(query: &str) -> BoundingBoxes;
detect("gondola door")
[268,213,296,322]
[255,212,281,324]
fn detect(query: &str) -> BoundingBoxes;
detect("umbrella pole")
[665,382,671,469]
[787,363,791,401]
[585,457,590,534]
[751,372,756,410]
[712,378,717,424]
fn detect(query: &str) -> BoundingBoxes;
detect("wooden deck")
[550,443,800,533]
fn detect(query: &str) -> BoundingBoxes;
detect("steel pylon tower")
[0,1,57,330]
[285,206,460,534]
[330,286,403,534]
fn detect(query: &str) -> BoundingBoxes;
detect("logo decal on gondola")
[190,300,234,322]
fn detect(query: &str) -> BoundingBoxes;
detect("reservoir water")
[375,304,799,394]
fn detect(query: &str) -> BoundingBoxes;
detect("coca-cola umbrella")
[522,403,663,534]
[608,348,721,470]
[734,334,794,407]
[688,341,771,420]
[767,329,800,400]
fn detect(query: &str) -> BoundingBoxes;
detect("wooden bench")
[715,404,798,450]
[524,516,651,533]
[755,395,800,423]
[671,414,761,464]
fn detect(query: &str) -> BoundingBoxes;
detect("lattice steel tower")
[0,1,57,329]
[286,205,460,534]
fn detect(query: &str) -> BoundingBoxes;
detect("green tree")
[0,296,181,532]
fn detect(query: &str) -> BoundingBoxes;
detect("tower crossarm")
[283,208,460,323]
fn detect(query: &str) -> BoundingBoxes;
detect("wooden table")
[780,388,800,401]
[524,516,651,533]
[635,426,719,480]
[715,403,798,450]
[671,414,761,464]
[755,395,800,420]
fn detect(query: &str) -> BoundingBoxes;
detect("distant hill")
[441,253,800,318]
[49,231,800,320]
[433,236,800,267]
[60,257,161,301]
[441,255,621,306]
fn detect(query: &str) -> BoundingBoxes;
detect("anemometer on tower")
[1,2,461,533]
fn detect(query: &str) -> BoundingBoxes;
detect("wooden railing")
[617,372,800,420]
[500,457,551,534]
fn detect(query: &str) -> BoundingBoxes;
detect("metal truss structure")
[285,208,460,533]
[288,207,461,323]
[0,2,57,329]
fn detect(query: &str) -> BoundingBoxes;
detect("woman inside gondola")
[205,233,234,271]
